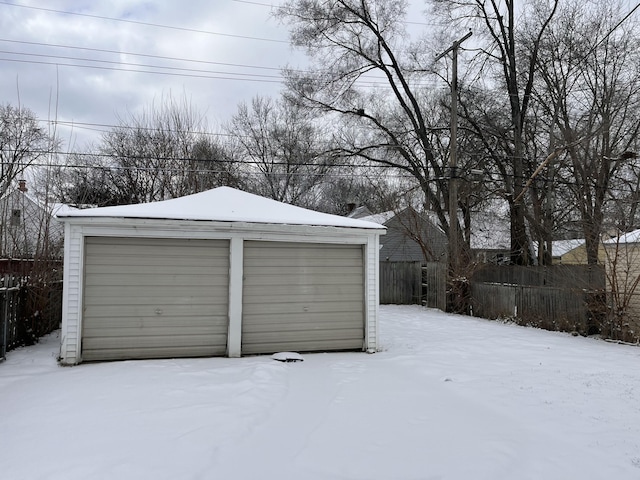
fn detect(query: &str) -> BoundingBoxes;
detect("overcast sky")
[0,0,303,149]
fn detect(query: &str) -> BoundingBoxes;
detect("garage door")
[242,241,364,354]
[82,237,229,361]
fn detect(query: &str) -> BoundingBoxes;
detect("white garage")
[58,187,384,364]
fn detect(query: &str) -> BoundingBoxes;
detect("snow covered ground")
[1,305,640,480]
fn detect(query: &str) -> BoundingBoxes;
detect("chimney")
[18,179,27,192]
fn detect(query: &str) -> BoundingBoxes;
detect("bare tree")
[228,95,333,208]
[434,0,559,265]
[276,0,470,259]
[99,94,237,204]
[533,0,640,264]
[0,104,52,196]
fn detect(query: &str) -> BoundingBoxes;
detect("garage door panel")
[83,315,229,330]
[245,297,362,307]
[83,324,228,339]
[243,301,364,315]
[244,256,363,268]
[243,317,364,331]
[244,243,360,257]
[85,274,227,288]
[243,338,363,355]
[85,237,228,252]
[244,284,363,298]
[82,237,229,362]
[84,263,220,276]
[242,241,364,354]
[84,285,224,299]
[244,293,364,305]
[244,274,363,287]
[85,252,225,265]
[84,293,229,307]
[244,327,363,342]
[242,265,362,276]
[85,303,227,318]
[84,345,225,362]
[82,335,225,352]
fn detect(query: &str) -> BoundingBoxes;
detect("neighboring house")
[57,186,385,364]
[551,239,587,264]
[354,207,448,263]
[0,181,71,259]
[346,205,373,219]
[530,239,607,265]
[602,229,640,340]
[351,204,514,265]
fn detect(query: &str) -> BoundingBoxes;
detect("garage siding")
[82,237,229,361]
[242,241,364,354]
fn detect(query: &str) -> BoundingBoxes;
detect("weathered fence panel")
[470,282,592,334]
[1,286,20,360]
[470,283,517,319]
[472,264,605,289]
[0,279,62,360]
[380,261,422,304]
[422,262,447,310]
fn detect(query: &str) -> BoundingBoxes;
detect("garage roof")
[56,186,385,230]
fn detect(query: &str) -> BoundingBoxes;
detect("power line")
[0,49,283,81]
[0,37,419,85]
[17,162,402,179]
[40,120,239,138]
[0,1,288,44]
[0,148,410,170]
[0,38,287,72]
[4,149,640,193]
[0,56,283,84]
[0,54,412,88]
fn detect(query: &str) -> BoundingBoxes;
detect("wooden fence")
[422,262,447,310]
[0,286,20,360]
[472,264,605,289]
[379,261,447,308]
[470,282,594,333]
[0,276,62,360]
[469,265,606,335]
[378,261,609,337]
[380,261,423,304]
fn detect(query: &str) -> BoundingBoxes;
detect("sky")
[2,305,640,479]
[5,1,637,155]
[0,0,302,149]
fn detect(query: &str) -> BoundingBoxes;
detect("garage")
[57,186,384,365]
[82,237,230,362]
[242,241,364,354]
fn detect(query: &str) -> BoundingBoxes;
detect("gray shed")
[57,187,385,364]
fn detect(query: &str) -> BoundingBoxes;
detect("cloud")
[0,0,302,148]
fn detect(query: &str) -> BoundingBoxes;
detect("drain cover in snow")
[272,352,304,362]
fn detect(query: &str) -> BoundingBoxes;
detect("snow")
[271,351,305,362]
[551,238,585,255]
[359,210,396,225]
[2,305,640,479]
[604,228,640,244]
[50,203,78,216]
[55,186,385,230]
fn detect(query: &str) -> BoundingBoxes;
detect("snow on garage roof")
[56,186,385,230]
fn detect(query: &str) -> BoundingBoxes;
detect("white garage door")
[82,237,229,361]
[242,241,364,354]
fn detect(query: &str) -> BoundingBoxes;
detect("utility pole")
[435,30,472,312]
